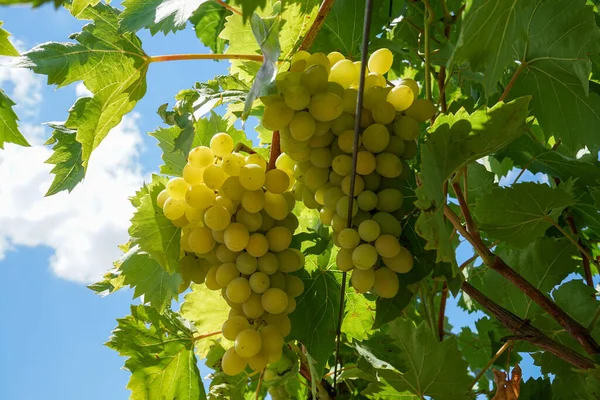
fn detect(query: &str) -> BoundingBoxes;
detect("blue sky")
[0,3,552,399]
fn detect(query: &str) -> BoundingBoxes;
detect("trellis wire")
[332,0,375,390]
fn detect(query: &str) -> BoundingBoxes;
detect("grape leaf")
[106,305,206,400]
[88,270,125,296]
[71,0,100,16]
[0,90,29,149]
[520,378,553,400]
[342,291,375,341]
[362,382,420,399]
[17,3,148,168]
[451,162,495,208]
[129,175,181,274]
[119,245,182,313]
[148,126,186,177]
[0,0,65,6]
[0,21,19,56]
[43,124,84,196]
[120,0,208,35]
[361,319,472,400]
[189,2,228,53]
[192,75,249,120]
[497,134,600,188]
[474,183,575,245]
[533,352,600,400]
[180,283,231,357]
[289,245,340,378]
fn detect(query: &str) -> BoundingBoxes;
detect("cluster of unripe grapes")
[262,48,436,298]
[156,133,305,376]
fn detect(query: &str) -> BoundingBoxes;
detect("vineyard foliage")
[2,0,600,399]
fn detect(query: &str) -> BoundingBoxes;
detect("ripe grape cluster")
[262,48,436,298]
[156,134,305,376]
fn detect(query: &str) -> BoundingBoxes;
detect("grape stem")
[214,0,242,16]
[148,53,264,63]
[191,331,222,342]
[267,130,280,170]
[565,212,595,287]
[470,340,513,389]
[422,0,434,102]
[298,0,336,51]
[255,369,265,400]
[234,142,257,154]
[499,62,527,102]
[437,282,448,341]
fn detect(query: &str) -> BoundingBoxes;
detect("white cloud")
[75,82,93,98]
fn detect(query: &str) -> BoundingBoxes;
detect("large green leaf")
[189,2,228,53]
[148,126,186,177]
[0,21,19,56]
[129,175,181,274]
[342,291,376,341]
[17,3,148,168]
[106,305,206,400]
[0,0,65,5]
[120,0,208,35]
[71,0,100,16]
[474,183,575,245]
[0,90,28,149]
[119,246,182,314]
[361,319,472,400]
[43,124,84,195]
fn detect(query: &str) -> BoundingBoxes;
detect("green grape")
[210,132,234,157]
[222,316,250,340]
[332,154,353,176]
[163,197,186,220]
[329,170,344,187]
[258,252,279,274]
[276,213,299,233]
[309,147,333,169]
[331,213,346,232]
[242,292,265,318]
[336,248,354,271]
[285,275,304,297]
[269,271,287,290]
[404,98,436,122]
[248,350,269,371]
[284,85,310,110]
[314,120,331,136]
[398,78,419,97]
[261,288,289,315]
[246,233,269,258]
[285,297,297,314]
[364,72,387,90]
[375,152,403,178]
[324,186,345,209]
[341,174,365,196]
[201,249,220,265]
[352,243,379,269]
[212,229,226,245]
[385,136,405,157]
[264,169,290,194]
[276,249,303,273]
[235,328,262,358]
[203,205,229,231]
[289,111,316,141]
[314,183,333,205]
[382,246,414,273]
[276,71,301,92]
[356,151,377,175]
[402,140,418,160]
[220,176,245,201]
[180,255,207,284]
[264,192,289,220]
[362,123,390,153]
[260,324,284,354]
[291,50,310,64]
[375,234,401,258]
[368,48,393,75]
[372,101,396,125]
[329,59,357,88]
[222,347,247,376]
[304,166,329,190]
[266,226,292,252]
[172,214,190,228]
[327,51,345,65]
[330,113,355,135]
[387,84,414,111]
[358,219,381,242]
[188,146,214,169]
[264,313,291,337]
[341,89,358,114]
[157,189,169,209]
[306,52,331,72]
[203,164,226,190]
[308,92,344,122]
[224,223,250,252]
[394,115,420,140]
[183,163,204,186]
[287,146,311,162]
[186,184,215,209]
[363,86,389,110]
[227,277,252,303]
[241,190,265,214]
[249,271,270,293]
[282,192,296,212]
[360,108,375,127]
[221,153,246,176]
[185,206,204,224]
[188,227,216,254]
[351,267,375,293]
[205,265,220,290]
[327,81,345,97]
[376,188,404,212]
[236,208,263,232]
[337,130,358,154]
[260,211,276,232]
[372,212,402,237]
[262,101,295,131]
[338,228,360,249]
[330,139,345,157]
[240,164,266,191]
[319,206,335,225]
[373,267,399,298]
[236,251,258,274]
[300,64,328,95]
[217,244,239,263]
[353,61,368,83]
[166,177,189,200]
[216,262,240,287]
[215,195,236,214]
[357,190,378,211]
[336,195,358,219]
[246,154,267,172]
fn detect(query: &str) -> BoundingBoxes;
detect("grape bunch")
[155,133,305,376]
[261,48,436,298]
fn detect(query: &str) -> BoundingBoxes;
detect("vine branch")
[470,340,513,389]
[299,0,336,51]
[267,130,280,171]
[438,282,448,341]
[148,53,263,63]
[214,0,242,15]
[565,213,594,287]
[192,331,222,342]
[499,62,527,102]
[422,0,434,102]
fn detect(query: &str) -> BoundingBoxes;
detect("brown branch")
[451,181,480,239]
[214,0,242,15]
[470,340,513,389]
[299,0,336,51]
[148,53,263,63]
[192,331,221,342]
[267,131,280,171]
[462,282,596,370]
[255,369,265,400]
[499,62,527,102]
[438,282,448,341]
[566,213,594,287]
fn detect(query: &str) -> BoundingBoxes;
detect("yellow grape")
[248,350,269,372]
[306,52,331,72]
[352,243,379,269]
[185,205,204,223]
[289,111,316,141]
[394,116,420,140]
[285,275,304,297]
[300,64,329,95]
[276,71,301,92]
[338,228,360,249]
[331,154,353,176]
[222,316,250,340]
[216,262,240,287]
[264,313,291,337]
[373,267,399,298]
[382,246,414,273]
[163,197,187,220]
[188,146,214,168]
[304,166,329,190]
[242,293,265,318]
[261,288,289,315]
[221,176,245,201]
[341,174,365,196]
[270,272,287,290]
[364,72,387,90]
[246,233,269,257]
[275,153,295,171]
[375,152,403,178]
[217,244,239,263]
[372,101,396,125]
[205,265,221,290]
[265,169,290,194]
[212,228,225,244]
[215,195,236,214]
[221,153,246,176]
[241,190,265,213]
[329,59,357,89]
[188,226,216,254]
[398,78,419,97]
[204,205,231,231]
[266,226,292,252]
[337,130,358,154]
[203,164,226,189]
[308,92,344,122]
[157,189,169,209]
[239,164,266,191]
[236,251,257,274]
[341,88,358,114]
[166,177,189,200]
[363,86,389,110]
[404,98,436,122]
[222,347,247,376]
[284,85,311,110]
[249,271,270,293]
[360,108,375,127]
[351,268,375,293]
[336,195,358,219]
[327,51,346,66]
[356,190,378,212]
[368,48,394,75]
[309,131,335,148]
[402,140,418,160]
[331,113,355,136]
[291,50,310,64]
[285,297,297,314]
[258,252,279,274]
[186,184,215,209]
[180,255,208,284]
[210,132,234,157]
[245,154,267,172]
[324,186,345,209]
[224,223,250,252]
[377,188,403,212]
[358,219,381,242]
[227,277,252,303]
[183,163,204,185]
[260,211,276,232]
[362,123,390,153]
[276,249,303,273]
[264,192,289,220]
[235,328,262,358]
[262,101,295,131]
[171,214,189,228]
[237,209,263,233]
[387,84,414,111]
[375,234,401,258]
[363,172,381,191]
[386,136,405,157]
[356,151,377,175]
[315,183,333,205]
